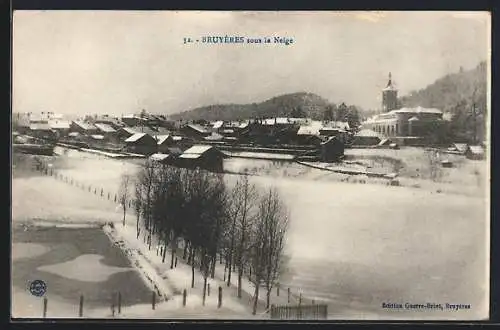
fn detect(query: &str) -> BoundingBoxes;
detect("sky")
[13,11,490,117]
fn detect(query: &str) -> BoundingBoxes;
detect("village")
[12,73,486,178]
[11,11,489,322]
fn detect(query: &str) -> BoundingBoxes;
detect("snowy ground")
[11,148,489,320]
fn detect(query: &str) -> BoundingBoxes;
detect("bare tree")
[231,175,258,298]
[118,173,131,227]
[249,187,289,314]
[134,178,143,239]
[260,188,289,310]
[136,159,158,249]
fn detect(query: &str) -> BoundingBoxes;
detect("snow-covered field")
[12,148,489,320]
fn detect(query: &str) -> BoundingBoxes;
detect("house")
[465,145,485,160]
[353,129,382,146]
[117,127,138,141]
[70,121,98,135]
[94,123,118,143]
[29,123,57,140]
[128,125,171,138]
[176,145,227,172]
[157,135,175,153]
[94,123,117,134]
[48,120,71,137]
[94,116,124,130]
[453,143,469,154]
[180,124,212,140]
[320,137,344,163]
[124,133,158,155]
[121,114,143,127]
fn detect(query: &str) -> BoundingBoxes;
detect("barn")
[180,124,212,140]
[176,145,227,173]
[320,137,344,163]
[353,129,382,146]
[124,133,158,155]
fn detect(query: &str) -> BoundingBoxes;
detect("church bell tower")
[382,72,398,112]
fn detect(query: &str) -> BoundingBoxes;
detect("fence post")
[79,295,84,317]
[43,297,48,318]
[152,291,156,310]
[218,286,222,308]
[111,297,115,317]
[287,287,290,303]
[207,283,210,296]
[183,289,187,307]
[175,257,178,267]
[118,292,121,314]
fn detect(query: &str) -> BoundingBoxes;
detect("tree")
[259,188,289,310]
[136,159,158,249]
[346,105,361,133]
[249,187,289,314]
[225,174,258,293]
[336,103,348,122]
[118,173,132,227]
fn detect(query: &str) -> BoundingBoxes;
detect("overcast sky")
[13,11,490,116]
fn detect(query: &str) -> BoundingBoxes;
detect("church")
[363,73,444,139]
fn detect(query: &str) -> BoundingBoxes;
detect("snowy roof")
[408,116,420,122]
[205,133,224,141]
[172,136,184,141]
[149,153,171,162]
[390,106,442,115]
[120,127,138,135]
[125,133,148,143]
[186,124,210,133]
[156,135,172,145]
[239,122,249,129]
[212,121,224,129]
[454,143,468,152]
[49,120,71,129]
[179,153,202,159]
[29,123,51,130]
[72,121,96,130]
[468,145,484,154]
[297,121,323,136]
[356,129,382,138]
[182,145,213,155]
[94,123,116,133]
[90,134,105,140]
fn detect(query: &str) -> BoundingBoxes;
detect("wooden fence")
[270,304,328,320]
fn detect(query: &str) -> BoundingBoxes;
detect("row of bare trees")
[120,160,289,314]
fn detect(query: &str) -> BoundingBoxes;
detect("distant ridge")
[168,92,336,122]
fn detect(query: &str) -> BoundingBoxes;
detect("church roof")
[382,72,398,92]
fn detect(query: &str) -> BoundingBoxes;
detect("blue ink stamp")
[29,280,47,297]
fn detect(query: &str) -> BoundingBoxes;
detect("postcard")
[11,10,490,321]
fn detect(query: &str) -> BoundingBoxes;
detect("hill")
[169,92,337,122]
[399,61,487,113]
[399,61,488,143]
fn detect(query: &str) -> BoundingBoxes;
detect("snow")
[38,255,132,282]
[12,243,50,260]
[13,148,489,319]
[104,224,265,318]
